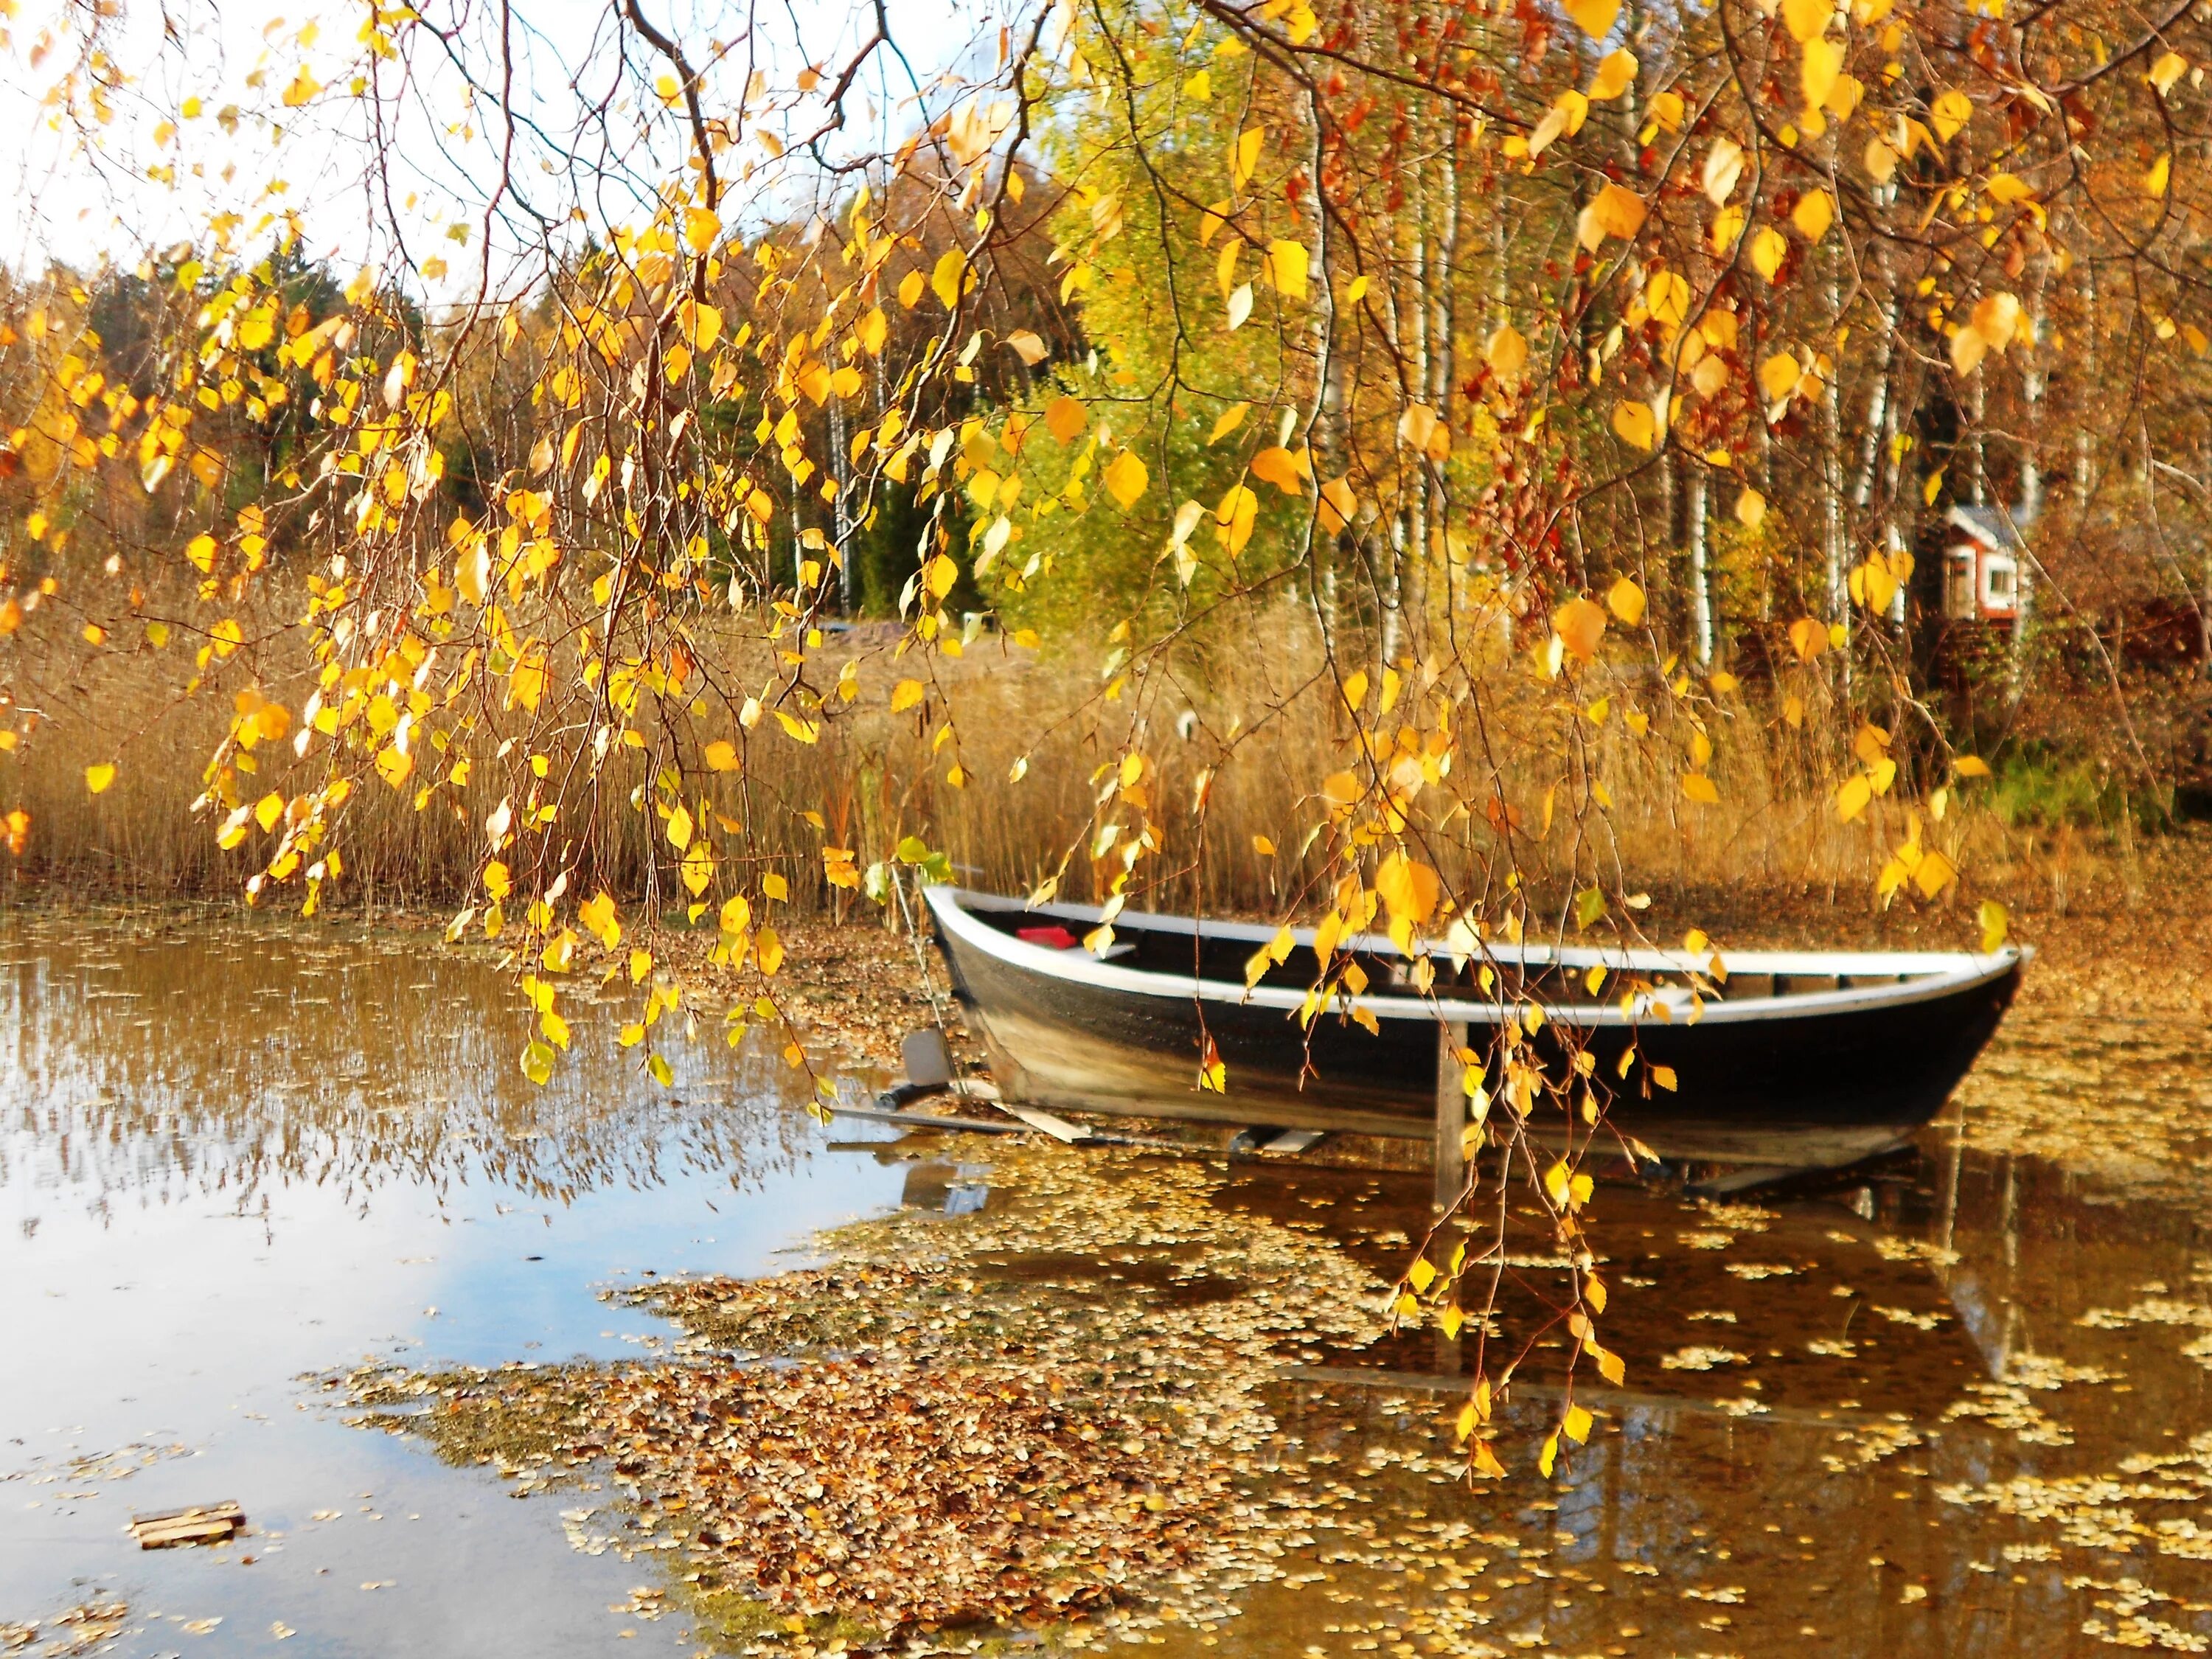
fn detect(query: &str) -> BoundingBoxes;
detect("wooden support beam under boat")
[1433,1019,1468,1373]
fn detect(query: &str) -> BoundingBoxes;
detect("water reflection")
[1180,1091,2212,1652]
[0,917,907,1657]
[0,917,839,1224]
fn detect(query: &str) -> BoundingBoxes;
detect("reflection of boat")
[924,887,2028,1167]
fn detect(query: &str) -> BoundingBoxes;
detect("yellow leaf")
[897,268,925,308]
[85,763,116,795]
[930,247,967,310]
[1565,1403,1593,1444]
[1104,448,1149,509]
[1931,87,1972,142]
[1208,402,1250,445]
[704,740,740,771]
[858,307,888,355]
[1650,1064,1677,1091]
[680,299,722,351]
[667,804,695,851]
[756,927,785,976]
[1792,189,1834,243]
[1265,239,1310,300]
[1046,395,1088,443]
[1610,400,1657,451]
[1554,596,1608,662]
[1587,48,1638,101]
[1781,0,1828,44]
[1750,226,1790,282]
[1231,125,1265,187]
[1683,773,1720,804]
[2150,51,2188,94]
[1375,851,1441,925]
[891,678,925,713]
[1585,182,1648,243]
[1539,1431,1559,1478]
[1913,850,1956,900]
[1953,754,1991,779]
[1251,446,1306,494]
[2146,153,2172,198]
[1736,487,1767,527]
[1565,0,1618,39]
[1607,576,1646,625]
[1801,35,1843,111]
[1485,324,1528,379]
[1978,899,2008,953]
[683,206,721,254]
[774,710,819,744]
[375,745,413,789]
[1318,476,1357,533]
[1835,773,1872,823]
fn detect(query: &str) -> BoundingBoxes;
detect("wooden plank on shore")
[996,1103,1092,1143]
[129,1501,243,1548]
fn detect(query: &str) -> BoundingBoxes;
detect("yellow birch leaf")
[1486,324,1528,378]
[1104,448,1149,509]
[1931,87,1972,141]
[1231,126,1264,187]
[1835,773,1873,823]
[1750,226,1790,282]
[1801,36,1843,112]
[1586,182,1648,242]
[1588,49,1638,101]
[1736,487,1767,527]
[930,247,967,310]
[1610,400,1657,450]
[1683,773,1720,804]
[891,678,925,713]
[1781,0,1828,44]
[1265,240,1310,299]
[1979,899,2008,953]
[1554,597,1608,661]
[1208,403,1251,445]
[1792,189,1834,243]
[1565,0,1618,38]
[1046,395,1088,442]
[683,206,721,253]
[1607,576,1646,625]
[85,763,116,795]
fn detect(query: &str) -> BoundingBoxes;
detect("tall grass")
[0,596,2131,928]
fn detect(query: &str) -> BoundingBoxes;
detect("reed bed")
[0,597,2138,932]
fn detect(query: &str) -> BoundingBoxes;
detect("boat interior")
[950,891,1982,1009]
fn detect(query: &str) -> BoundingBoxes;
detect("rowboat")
[922,886,2027,1168]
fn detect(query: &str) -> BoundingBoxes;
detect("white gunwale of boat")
[926,886,2028,1030]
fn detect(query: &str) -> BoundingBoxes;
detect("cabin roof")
[1947,503,2030,551]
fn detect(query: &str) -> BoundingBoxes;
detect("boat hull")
[928,893,2022,1166]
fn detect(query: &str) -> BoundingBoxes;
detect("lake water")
[5,917,2209,1656]
[0,918,908,1655]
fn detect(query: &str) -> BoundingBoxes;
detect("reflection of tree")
[0,925,821,1221]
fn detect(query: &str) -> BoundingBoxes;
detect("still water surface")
[1,919,906,1655]
[5,917,2211,1655]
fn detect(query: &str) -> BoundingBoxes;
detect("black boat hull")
[928,894,2022,1166]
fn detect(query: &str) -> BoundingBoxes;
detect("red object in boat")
[1015,925,1082,950]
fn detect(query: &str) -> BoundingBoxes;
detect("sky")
[1,0,1015,302]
